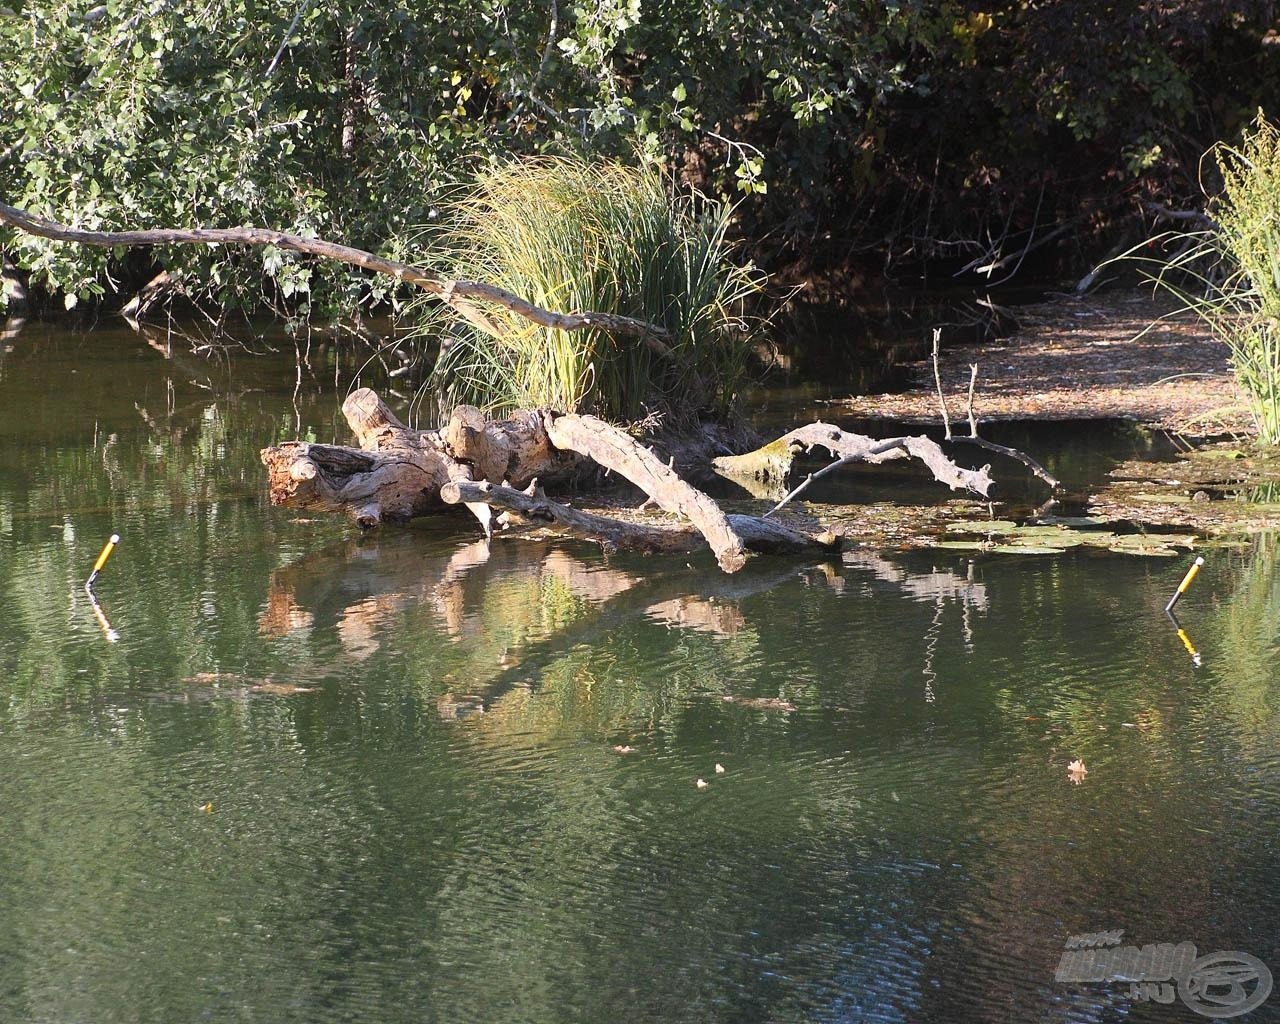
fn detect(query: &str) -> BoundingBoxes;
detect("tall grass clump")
[413,157,763,425]
[1141,114,1280,443]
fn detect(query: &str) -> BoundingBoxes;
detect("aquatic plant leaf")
[991,544,1065,555]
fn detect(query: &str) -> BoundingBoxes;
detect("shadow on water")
[755,282,1039,401]
[1,316,1279,1023]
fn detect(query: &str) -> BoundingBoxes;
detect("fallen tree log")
[260,388,581,527]
[712,421,996,497]
[440,479,840,558]
[261,391,757,567]
[542,412,749,572]
[261,389,1042,574]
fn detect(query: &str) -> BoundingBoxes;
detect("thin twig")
[966,363,979,437]
[931,335,1060,489]
[931,327,952,440]
[950,436,1060,489]
[265,0,315,78]
[1144,201,1219,232]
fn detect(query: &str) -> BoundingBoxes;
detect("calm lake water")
[2,319,1278,1023]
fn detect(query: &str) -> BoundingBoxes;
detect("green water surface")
[1,320,1278,1023]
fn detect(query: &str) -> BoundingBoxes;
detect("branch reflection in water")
[259,537,992,720]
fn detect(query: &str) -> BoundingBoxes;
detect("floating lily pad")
[945,520,1018,534]
[1035,515,1111,528]
[1106,545,1178,557]
[1006,527,1088,545]
[1108,532,1195,550]
[991,544,1065,555]
[933,540,988,550]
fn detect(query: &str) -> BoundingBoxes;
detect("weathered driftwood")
[261,389,1025,574]
[0,200,673,354]
[260,389,579,528]
[261,391,762,568]
[713,422,996,497]
[542,411,749,572]
[441,479,840,558]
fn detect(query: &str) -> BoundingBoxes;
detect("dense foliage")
[2,0,1279,314]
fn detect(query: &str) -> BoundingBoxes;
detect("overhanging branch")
[0,199,675,355]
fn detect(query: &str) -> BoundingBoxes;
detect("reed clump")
[415,157,763,425]
[1140,114,1280,443]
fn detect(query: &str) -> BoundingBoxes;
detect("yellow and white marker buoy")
[85,533,120,591]
[1164,556,1204,613]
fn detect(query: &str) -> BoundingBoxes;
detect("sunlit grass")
[409,157,764,425]
[1127,114,1280,444]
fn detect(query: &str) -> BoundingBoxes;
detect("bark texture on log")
[543,412,749,572]
[260,388,581,528]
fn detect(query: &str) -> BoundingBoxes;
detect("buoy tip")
[109,533,120,544]
[1194,556,1205,566]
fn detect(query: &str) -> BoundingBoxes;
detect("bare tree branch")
[0,199,675,354]
[933,340,1061,490]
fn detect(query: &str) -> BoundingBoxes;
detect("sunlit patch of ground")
[836,291,1251,436]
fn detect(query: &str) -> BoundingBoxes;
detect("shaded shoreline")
[835,291,1251,437]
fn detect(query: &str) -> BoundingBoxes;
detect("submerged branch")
[441,479,840,558]
[0,199,674,353]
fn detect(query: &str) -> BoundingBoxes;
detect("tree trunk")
[259,388,580,528]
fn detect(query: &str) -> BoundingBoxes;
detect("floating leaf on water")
[991,544,1065,555]
[714,763,726,774]
[1109,532,1195,548]
[612,744,636,754]
[695,778,709,790]
[198,802,214,813]
[945,520,1018,534]
[1075,533,1120,547]
[1067,759,1089,784]
[1006,529,1087,547]
[1107,545,1178,557]
[933,540,988,550]
[1036,515,1111,528]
